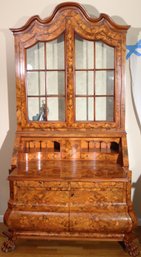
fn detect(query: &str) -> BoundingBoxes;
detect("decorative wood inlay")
[11,3,129,129]
[2,3,139,256]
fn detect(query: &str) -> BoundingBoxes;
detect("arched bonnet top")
[10,2,130,34]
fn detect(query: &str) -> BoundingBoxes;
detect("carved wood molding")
[11,2,129,130]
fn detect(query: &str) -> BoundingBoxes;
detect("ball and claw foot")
[123,234,140,257]
[1,239,16,253]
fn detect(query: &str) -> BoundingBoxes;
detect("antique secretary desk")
[2,2,139,256]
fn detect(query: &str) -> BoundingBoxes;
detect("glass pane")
[75,34,94,69]
[76,97,87,121]
[95,97,114,121]
[76,97,94,121]
[76,71,94,95]
[27,72,45,96]
[28,97,46,121]
[46,34,64,69]
[47,97,65,121]
[46,71,65,95]
[96,42,114,69]
[26,43,44,70]
[95,71,114,95]
[88,97,94,120]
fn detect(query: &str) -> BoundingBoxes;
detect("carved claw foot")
[123,233,140,257]
[1,239,16,253]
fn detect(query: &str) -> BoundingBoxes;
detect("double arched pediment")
[11,2,129,47]
[11,3,129,130]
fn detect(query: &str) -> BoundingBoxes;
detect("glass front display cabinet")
[2,3,139,256]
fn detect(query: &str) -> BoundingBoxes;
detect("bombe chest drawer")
[6,174,131,235]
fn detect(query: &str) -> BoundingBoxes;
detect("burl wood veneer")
[1,2,140,256]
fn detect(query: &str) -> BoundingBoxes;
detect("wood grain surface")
[0,224,140,257]
[1,3,139,256]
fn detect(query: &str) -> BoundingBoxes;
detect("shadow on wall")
[101,18,141,223]
[82,4,99,18]
[0,16,29,215]
[0,29,16,214]
[108,16,141,222]
[129,60,141,135]
[126,26,141,222]
[41,3,100,19]
[128,27,141,135]
[133,175,141,225]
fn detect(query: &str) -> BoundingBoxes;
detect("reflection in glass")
[75,34,94,69]
[26,43,44,70]
[47,97,65,121]
[95,71,114,95]
[46,34,64,69]
[96,42,114,69]
[76,71,94,95]
[95,97,114,121]
[27,72,45,96]
[47,71,65,95]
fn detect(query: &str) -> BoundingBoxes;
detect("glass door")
[26,34,65,122]
[75,34,115,122]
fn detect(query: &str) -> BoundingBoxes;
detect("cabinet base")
[1,230,140,256]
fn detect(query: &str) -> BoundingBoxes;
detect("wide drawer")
[70,212,132,233]
[70,181,126,211]
[6,210,69,232]
[14,188,69,212]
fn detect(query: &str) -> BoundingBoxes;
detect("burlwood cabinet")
[1,3,139,256]
[6,179,131,234]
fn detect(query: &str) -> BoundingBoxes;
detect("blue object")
[126,40,141,59]
[32,114,40,121]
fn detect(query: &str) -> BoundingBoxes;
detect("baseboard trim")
[0,215,3,222]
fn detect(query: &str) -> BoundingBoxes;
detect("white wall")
[0,0,141,222]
